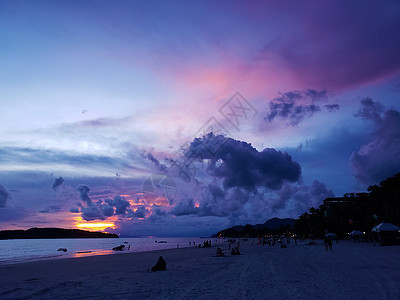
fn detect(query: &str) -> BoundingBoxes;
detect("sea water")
[0,237,223,264]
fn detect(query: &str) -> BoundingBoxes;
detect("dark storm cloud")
[170,199,199,216]
[0,184,10,207]
[77,184,92,205]
[81,205,106,221]
[97,200,115,217]
[169,196,229,218]
[76,184,133,221]
[105,195,130,215]
[51,177,64,191]
[276,180,334,213]
[167,134,310,219]
[131,206,149,218]
[186,133,301,190]
[265,90,327,126]
[351,99,400,185]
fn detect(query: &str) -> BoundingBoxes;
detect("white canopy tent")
[325,233,336,238]
[349,230,364,236]
[372,223,400,232]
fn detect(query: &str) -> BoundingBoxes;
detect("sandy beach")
[0,240,399,299]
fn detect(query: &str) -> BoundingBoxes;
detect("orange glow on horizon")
[77,223,115,231]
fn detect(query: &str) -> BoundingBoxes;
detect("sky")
[1,0,400,237]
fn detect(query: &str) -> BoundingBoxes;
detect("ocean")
[0,237,223,264]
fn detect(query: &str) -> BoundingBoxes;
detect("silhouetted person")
[328,238,333,251]
[151,256,166,271]
[324,237,329,251]
[231,246,240,255]
[216,248,225,257]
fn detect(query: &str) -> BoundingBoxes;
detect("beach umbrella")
[325,233,336,238]
[372,223,400,232]
[349,230,364,236]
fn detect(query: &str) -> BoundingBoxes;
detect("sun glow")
[77,223,115,231]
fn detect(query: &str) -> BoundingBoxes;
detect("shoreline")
[0,237,221,266]
[0,243,207,266]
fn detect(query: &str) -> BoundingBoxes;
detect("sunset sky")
[1,0,400,237]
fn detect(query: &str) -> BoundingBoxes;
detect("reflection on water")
[73,249,114,258]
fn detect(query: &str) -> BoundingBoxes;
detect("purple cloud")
[258,1,400,89]
[186,133,301,190]
[51,177,64,191]
[324,104,340,112]
[75,185,131,221]
[351,98,400,184]
[265,90,327,126]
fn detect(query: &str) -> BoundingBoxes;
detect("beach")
[0,240,399,299]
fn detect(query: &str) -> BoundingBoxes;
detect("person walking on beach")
[324,237,329,251]
[327,238,333,251]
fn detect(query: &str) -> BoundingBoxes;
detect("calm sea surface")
[0,237,224,264]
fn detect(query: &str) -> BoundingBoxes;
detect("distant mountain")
[0,228,118,239]
[212,217,295,237]
[263,217,296,229]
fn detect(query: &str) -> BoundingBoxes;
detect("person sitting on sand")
[231,246,240,255]
[151,256,166,272]
[216,248,225,257]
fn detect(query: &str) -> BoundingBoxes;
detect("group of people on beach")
[215,245,240,257]
[198,240,212,248]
